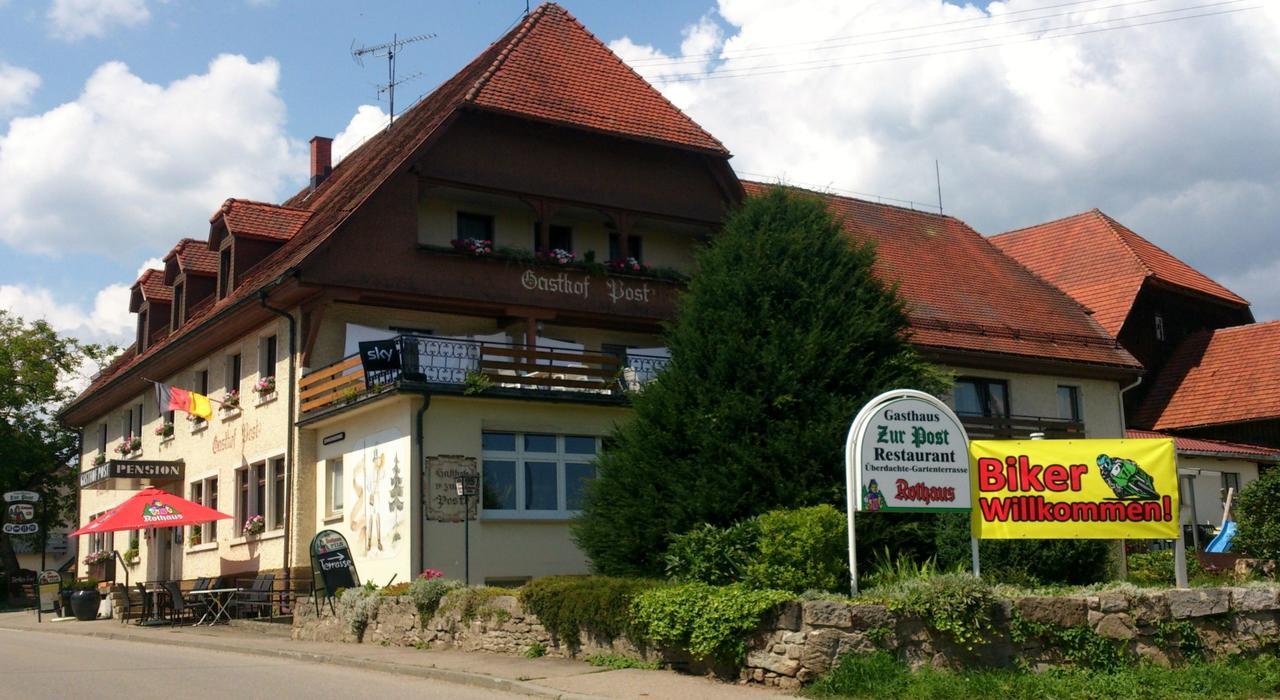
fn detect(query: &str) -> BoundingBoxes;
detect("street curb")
[0,622,605,700]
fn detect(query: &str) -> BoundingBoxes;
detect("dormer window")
[171,282,185,331]
[218,246,232,299]
[136,309,148,352]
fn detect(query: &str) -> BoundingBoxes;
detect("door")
[151,528,171,581]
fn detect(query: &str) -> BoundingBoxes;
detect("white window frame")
[480,432,599,520]
[235,456,285,536]
[324,457,344,519]
[188,475,219,546]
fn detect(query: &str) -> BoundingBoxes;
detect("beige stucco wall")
[75,316,293,583]
[1178,454,1262,527]
[939,364,1125,439]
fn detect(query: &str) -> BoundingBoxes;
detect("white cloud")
[0,63,40,114]
[48,0,149,41]
[136,257,165,276]
[333,104,388,164]
[612,1,1280,320]
[0,283,133,346]
[0,54,306,259]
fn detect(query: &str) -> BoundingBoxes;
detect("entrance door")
[152,528,171,581]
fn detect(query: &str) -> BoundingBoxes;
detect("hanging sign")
[970,438,1178,539]
[3,491,40,535]
[310,529,359,598]
[846,390,972,513]
[425,455,478,522]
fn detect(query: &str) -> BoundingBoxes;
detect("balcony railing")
[299,334,670,414]
[960,414,1085,440]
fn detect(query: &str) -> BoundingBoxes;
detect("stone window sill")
[187,542,218,553]
[220,408,241,421]
[254,392,278,407]
[230,530,285,547]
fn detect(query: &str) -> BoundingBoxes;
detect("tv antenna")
[352,32,437,130]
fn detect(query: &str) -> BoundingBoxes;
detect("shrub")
[630,582,792,663]
[981,539,1112,586]
[440,586,510,623]
[380,581,411,596]
[408,575,463,622]
[339,586,382,640]
[867,572,996,651]
[519,575,661,647]
[1235,470,1280,561]
[745,505,848,593]
[664,520,759,586]
[1126,548,1209,586]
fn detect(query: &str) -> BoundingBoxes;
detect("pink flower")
[419,568,444,580]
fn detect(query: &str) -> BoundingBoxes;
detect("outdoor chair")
[160,581,196,624]
[113,584,145,624]
[234,573,276,619]
[133,582,154,625]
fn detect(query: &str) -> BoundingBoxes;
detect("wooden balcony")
[960,414,1085,440]
[299,335,670,415]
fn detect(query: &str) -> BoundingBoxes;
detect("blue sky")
[0,0,1275,346]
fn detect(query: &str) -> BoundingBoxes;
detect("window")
[953,378,1010,417]
[608,233,643,262]
[325,458,344,516]
[1222,472,1241,502]
[235,459,284,535]
[271,458,285,530]
[481,432,599,517]
[457,212,494,243]
[1057,386,1081,422]
[171,282,184,330]
[1155,313,1166,342]
[137,310,148,352]
[121,409,133,442]
[261,336,278,379]
[98,423,107,453]
[226,353,242,395]
[135,402,144,439]
[535,223,573,252]
[218,247,232,299]
[189,476,218,544]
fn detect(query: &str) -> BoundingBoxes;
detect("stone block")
[1094,613,1136,640]
[747,650,801,676]
[1233,612,1280,638]
[1233,587,1280,612]
[782,631,806,644]
[1014,596,1088,628]
[774,601,803,631]
[803,600,853,628]
[801,629,841,674]
[849,604,893,630]
[1097,591,1130,613]
[1131,592,1170,624]
[1168,588,1230,619]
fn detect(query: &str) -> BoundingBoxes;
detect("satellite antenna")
[351,32,437,130]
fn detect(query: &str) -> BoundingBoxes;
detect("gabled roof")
[128,268,171,312]
[992,209,1249,336]
[161,238,218,284]
[65,3,735,421]
[1126,429,1280,462]
[1133,320,1280,430]
[211,199,312,246]
[741,182,1141,371]
[463,4,727,155]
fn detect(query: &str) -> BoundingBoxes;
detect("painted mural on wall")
[347,428,407,560]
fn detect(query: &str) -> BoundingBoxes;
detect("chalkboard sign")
[310,529,359,599]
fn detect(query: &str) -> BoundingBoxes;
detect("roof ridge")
[742,179,950,220]
[992,208,1099,240]
[464,5,547,103]
[1092,209,1155,278]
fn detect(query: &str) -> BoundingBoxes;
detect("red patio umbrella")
[70,486,232,535]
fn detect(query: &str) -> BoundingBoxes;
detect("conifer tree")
[573,187,948,577]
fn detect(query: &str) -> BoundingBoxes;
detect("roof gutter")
[260,282,299,601]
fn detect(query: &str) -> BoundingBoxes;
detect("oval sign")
[845,389,972,513]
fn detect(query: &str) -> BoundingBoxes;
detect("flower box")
[450,237,493,256]
[242,515,265,537]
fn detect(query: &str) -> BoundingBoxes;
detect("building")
[59,4,1141,588]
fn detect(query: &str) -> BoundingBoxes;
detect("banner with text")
[971,438,1178,539]
[850,393,971,512]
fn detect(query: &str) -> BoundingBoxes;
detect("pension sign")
[970,438,1178,539]
[846,390,972,513]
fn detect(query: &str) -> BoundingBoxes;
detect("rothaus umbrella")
[70,486,232,535]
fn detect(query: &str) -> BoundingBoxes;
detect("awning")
[78,460,184,490]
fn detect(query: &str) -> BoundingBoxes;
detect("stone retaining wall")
[293,586,1280,689]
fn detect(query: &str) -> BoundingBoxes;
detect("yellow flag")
[189,392,213,420]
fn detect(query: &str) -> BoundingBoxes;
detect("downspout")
[415,390,432,577]
[1116,375,1143,581]
[260,292,298,600]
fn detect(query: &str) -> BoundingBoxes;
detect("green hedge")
[519,576,662,647]
[630,582,792,663]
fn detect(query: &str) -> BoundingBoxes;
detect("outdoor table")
[187,588,242,626]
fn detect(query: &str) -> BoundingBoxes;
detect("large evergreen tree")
[574,187,948,577]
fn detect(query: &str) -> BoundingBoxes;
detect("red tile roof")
[161,238,218,284]
[128,268,171,312]
[992,210,1249,336]
[742,182,1140,371]
[1126,429,1280,462]
[1133,321,1280,430]
[464,5,727,155]
[214,199,311,242]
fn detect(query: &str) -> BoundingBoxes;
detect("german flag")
[154,382,213,420]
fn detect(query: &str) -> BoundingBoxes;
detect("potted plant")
[450,237,493,256]
[254,376,276,399]
[607,256,647,273]
[66,577,101,621]
[188,525,202,547]
[536,248,576,265]
[92,454,106,466]
[113,435,141,457]
[122,548,139,566]
[220,389,241,411]
[242,514,265,537]
[154,421,174,439]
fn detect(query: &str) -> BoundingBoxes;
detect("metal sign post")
[455,476,479,586]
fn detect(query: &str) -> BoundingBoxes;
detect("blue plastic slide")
[1206,520,1236,553]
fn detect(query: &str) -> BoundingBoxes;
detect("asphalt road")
[0,628,525,699]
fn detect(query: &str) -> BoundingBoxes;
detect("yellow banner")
[970,438,1178,539]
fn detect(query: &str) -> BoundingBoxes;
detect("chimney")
[309,136,333,190]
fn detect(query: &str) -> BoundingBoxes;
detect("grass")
[583,653,661,670]
[805,652,1280,700]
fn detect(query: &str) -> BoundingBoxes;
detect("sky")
[0,0,1275,350]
